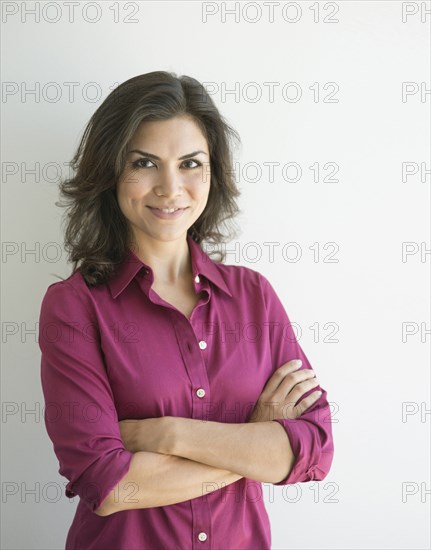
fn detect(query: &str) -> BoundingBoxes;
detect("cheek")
[117,172,149,201]
[190,187,209,207]
[190,171,211,197]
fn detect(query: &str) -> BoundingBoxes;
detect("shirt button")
[194,274,200,283]
[196,388,206,398]
[198,340,207,350]
[306,465,316,480]
[198,532,207,542]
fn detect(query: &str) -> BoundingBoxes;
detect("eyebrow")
[127,149,208,160]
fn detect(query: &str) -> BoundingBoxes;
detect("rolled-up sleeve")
[258,273,335,485]
[38,280,134,513]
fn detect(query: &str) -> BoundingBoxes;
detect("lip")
[147,206,188,220]
[148,206,188,210]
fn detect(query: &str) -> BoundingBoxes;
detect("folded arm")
[98,416,295,516]
[122,416,295,485]
[96,451,243,516]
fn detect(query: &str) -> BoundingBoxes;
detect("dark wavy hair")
[55,71,242,287]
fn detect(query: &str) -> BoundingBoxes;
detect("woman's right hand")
[248,359,322,423]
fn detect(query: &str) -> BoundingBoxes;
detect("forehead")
[131,116,208,150]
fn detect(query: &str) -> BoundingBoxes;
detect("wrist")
[131,417,178,455]
[159,416,181,456]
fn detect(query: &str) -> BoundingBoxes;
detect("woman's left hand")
[118,416,176,454]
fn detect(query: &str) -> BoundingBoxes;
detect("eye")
[132,158,155,169]
[131,158,203,170]
[181,159,202,169]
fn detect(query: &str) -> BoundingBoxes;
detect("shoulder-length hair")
[56,71,242,287]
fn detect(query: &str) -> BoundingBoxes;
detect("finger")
[287,377,320,403]
[277,379,319,415]
[275,367,316,397]
[282,359,303,373]
[293,390,322,418]
[262,360,304,394]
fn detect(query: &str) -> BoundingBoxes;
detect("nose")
[153,166,184,198]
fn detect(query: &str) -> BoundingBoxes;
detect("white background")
[1,1,430,548]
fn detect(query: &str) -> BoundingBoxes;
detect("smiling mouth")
[147,206,189,219]
[148,207,186,213]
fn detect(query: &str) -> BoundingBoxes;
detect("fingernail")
[292,360,302,368]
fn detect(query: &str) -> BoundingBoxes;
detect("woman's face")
[116,115,211,248]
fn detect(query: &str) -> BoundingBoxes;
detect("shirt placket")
[146,272,215,549]
[176,278,214,549]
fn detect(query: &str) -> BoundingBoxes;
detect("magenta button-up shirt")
[39,234,334,550]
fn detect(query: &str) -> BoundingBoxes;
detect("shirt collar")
[108,234,233,300]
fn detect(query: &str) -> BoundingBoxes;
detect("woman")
[39,71,334,549]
